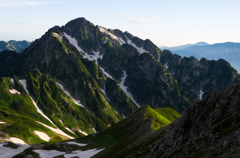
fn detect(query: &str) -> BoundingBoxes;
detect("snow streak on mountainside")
[61,32,141,107]
[59,120,77,135]
[63,33,85,54]
[62,32,114,80]
[56,82,84,107]
[98,26,120,43]
[78,130,88,136]
[19,79,75,139]
[119,71,140,107]
[19,79,56,127]
[36,121,74,139]
[126,37,148,54]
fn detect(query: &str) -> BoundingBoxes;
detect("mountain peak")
[64,17,92,27]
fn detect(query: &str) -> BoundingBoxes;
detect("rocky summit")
[0,17,240,157]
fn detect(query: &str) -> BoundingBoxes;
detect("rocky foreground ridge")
[147,83,240,158]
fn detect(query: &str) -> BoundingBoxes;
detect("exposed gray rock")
[148,83,240,158]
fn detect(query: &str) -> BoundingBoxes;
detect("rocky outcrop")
[160,50,240,103]
[148,83,240,158]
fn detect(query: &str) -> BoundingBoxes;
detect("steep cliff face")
[148,83,240,158]
[160,50,240,102]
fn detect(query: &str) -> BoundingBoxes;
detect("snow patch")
[59,120,75,134]
[9,89,21,95]
[63,32,104,65]
[19,79,56,127]
[118,37,126,44]
[78,129,88,136]
[11,78,14,84]
[10,137,27,145]
[164,63,169,69]
[19,79,29,94]
[63,33,111,80]
[119,71,140,107]
[63,33,85,54]
[34,148,104,158]
[100,87,111,101]
[66,141,86,146]
[82,50,103,66]
[33,150,65,158]
[0,121,6,124]
[66,127,75,134]
[98,26,119,41]
[64,148,104,158]
[0,143,30,158]
[56,82,84,107]
[34,131,50,142]
[36,121,74,139]
[199,87,204,100]
[99,67,113,79]
[126,37,148,54]
[59,120,64,125]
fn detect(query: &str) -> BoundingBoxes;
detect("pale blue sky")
[0,0,239,46]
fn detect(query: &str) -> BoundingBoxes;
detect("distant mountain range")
[161,42,209,51]
[160,42,240,73]
[0,40,31,53]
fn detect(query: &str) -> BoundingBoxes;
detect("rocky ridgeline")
[148,83,240,158]
[160,50,240,103]
[0,17,239,114]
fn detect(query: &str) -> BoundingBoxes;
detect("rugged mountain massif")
[160,50,240,102]
[0,40,31,53]
[1,18,239,114]
[0,17,240,157]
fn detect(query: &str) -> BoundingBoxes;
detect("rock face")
[148,83,240,158]
[160,50,240,104]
